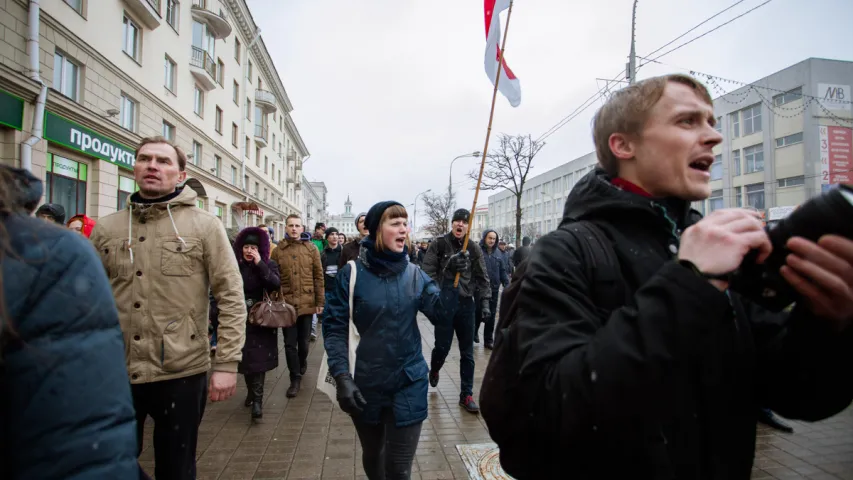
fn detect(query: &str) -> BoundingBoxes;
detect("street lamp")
[413,189,431,236]
[448,151,482,198]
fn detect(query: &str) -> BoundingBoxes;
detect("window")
[192,85,204,116]
[272,133,276,147]
[53,51,79,101]
[197,198,206,210]
[164,55,176,92]
[733,186,742,208]
[730,112,740,138]
[264,156,268,174]
[746,183,764,210]
[118,176,136,210]
[162,120,175,141]
[214,155,222,177]
[245,99,251,120]
[742,104,762,136]
[215,203,225,222]
[122,15,141,61]
[244,175,249,191]
[255,147,261,166]
[773,87,802,107]
[744,144,764,174]
[263,188,267,202]
[215,106,223,133]
[778,175,805,188]
[216,59,224,85]
[231,122,238,146]
[64,0,83,13]
[775,132,803,148]
[244,136,250,158]
[732,150,741,176]
[119,93,137,131]
[710,154,722,181]
[247,59,253,79]
[234,38,241,64]
[714,116,722,133]
[45,153,87,217]
[254,182,259,196]
[166,0,179,30]
[192,141,202,166]
[231,166,238,185]
[709,189,723,212]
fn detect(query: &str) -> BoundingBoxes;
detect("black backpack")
[479,221,625,473]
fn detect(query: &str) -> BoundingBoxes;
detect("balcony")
[254,124,268,148]
[190,46,217,91]
[122,0,162,30]
[255,89,277,114]
[191,1,232,39]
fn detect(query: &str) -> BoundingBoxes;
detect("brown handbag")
[248,291,297,328]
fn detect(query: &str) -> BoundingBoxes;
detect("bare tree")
[467,133,544,244]
[522,222,540,241]
[496,225,515,243]
[421,187,456,239]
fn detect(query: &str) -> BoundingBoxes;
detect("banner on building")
[819,125,852,185]
[44,111,135,170]
[0,89,24,130]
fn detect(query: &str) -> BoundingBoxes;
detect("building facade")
[327,196,360,240]
[469,205,489,243]
[695,58,853,222]
[301,178,327,229]
[0,0,309,239]
[487,152,598,243]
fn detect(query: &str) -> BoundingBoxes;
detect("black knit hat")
[325,227,339,239]
[452,208,470,223]
[365,201,403,239]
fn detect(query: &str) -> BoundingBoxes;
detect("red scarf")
[611,178,652,198]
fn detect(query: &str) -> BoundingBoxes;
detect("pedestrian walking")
[228,226,281,422]
[498,240,514,275]
[321,227,343,287]
[511,236,531,267]
[475,229,508,348]
[338,212,368,268]
[66,213,96,238]
[90,136,246,480]
[34,202,65,224]
[422,208,491,414]
[481,74,853,478]
[0,165,139,479]
[271,214,324,398]
[323,201,444,480]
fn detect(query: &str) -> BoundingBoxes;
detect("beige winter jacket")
[270,239,325,316]
[90,187,246,384]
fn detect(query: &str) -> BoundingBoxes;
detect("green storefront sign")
[0,89,25,130]
[44,111,135,171]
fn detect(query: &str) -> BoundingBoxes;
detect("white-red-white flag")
[484,0,521,107]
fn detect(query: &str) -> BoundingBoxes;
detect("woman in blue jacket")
[0,166,138,479]
[323,201,444,480]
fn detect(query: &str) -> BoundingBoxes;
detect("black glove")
[447,251,470,273]
[481,299,491,319]
[334,373,366,415]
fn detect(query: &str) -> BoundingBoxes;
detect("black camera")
[728,184,853,312]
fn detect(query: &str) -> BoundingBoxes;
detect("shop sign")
[52,155,80,179]
[44,111,135,170]
[767,206,796,221]
[0,89,24,130]
[819,125,852,185]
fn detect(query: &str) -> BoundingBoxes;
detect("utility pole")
[627,0,638,85]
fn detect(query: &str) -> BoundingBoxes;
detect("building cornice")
[284,114,309,156]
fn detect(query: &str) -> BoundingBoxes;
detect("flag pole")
[454,0,515,288]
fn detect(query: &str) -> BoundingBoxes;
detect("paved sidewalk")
[139,315,853,479]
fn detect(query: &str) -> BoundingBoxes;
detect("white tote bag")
[317,260,360,404]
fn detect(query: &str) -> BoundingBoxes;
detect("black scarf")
[360,237,409,276]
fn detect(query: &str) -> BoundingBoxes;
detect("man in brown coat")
[271,214,325,397]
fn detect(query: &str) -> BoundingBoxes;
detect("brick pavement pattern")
[140,315,853,480]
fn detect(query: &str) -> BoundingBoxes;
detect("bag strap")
[347,260,357,321]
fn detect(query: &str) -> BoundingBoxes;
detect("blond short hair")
[592,74,713,176]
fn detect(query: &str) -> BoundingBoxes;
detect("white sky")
[248,0,852,226]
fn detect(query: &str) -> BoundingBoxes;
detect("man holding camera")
[498,74,853,478]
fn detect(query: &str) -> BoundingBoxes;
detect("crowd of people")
[2,73,853,480]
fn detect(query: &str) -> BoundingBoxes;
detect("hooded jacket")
[1,167,138,478]
[338,236,363,269]
[270,236,325,316]
[502,168,853,479]
[479,229,509,290]
[421,232,491,299]
[89,186,246,384]
[67,214,96,238]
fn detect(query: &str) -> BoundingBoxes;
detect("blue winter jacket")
[0,168,138,479]
[479,229,509,291]
[323,252,443,427]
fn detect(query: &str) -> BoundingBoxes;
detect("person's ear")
[608,132,637,161]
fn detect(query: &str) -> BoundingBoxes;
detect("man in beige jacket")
[90,136,245,480]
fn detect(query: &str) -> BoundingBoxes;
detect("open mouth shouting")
[395,236,406,249]
[688,156,714,177]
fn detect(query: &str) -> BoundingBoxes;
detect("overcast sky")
[248,0,852,226]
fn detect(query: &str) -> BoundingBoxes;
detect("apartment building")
[0,0,309,238]
[487,152,598,243]
[469,205,489,243]
[302,179,328,229]
[695,58,852,223]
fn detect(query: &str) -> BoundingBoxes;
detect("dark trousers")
[132,372,207,480]
[353,408,423,480]
[430,287,475,397]
[284,314,313,380]
[475,289,500,344]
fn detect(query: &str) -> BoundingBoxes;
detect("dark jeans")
[430,286,475,397]
[132,372,207,480]
[475,289,500,344]
[284,314,313,380]
[353,408,422,480]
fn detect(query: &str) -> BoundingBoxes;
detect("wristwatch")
[677,259,732,282]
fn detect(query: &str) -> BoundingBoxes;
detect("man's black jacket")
[505,168,853,479]
[422,232,491,299]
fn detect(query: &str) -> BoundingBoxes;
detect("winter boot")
[244,374,254,407]
[286,377,301,398]
[251,373,265,421]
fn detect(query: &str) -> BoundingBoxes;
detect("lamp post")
[448,151,482,199]
[413,189,431,237]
